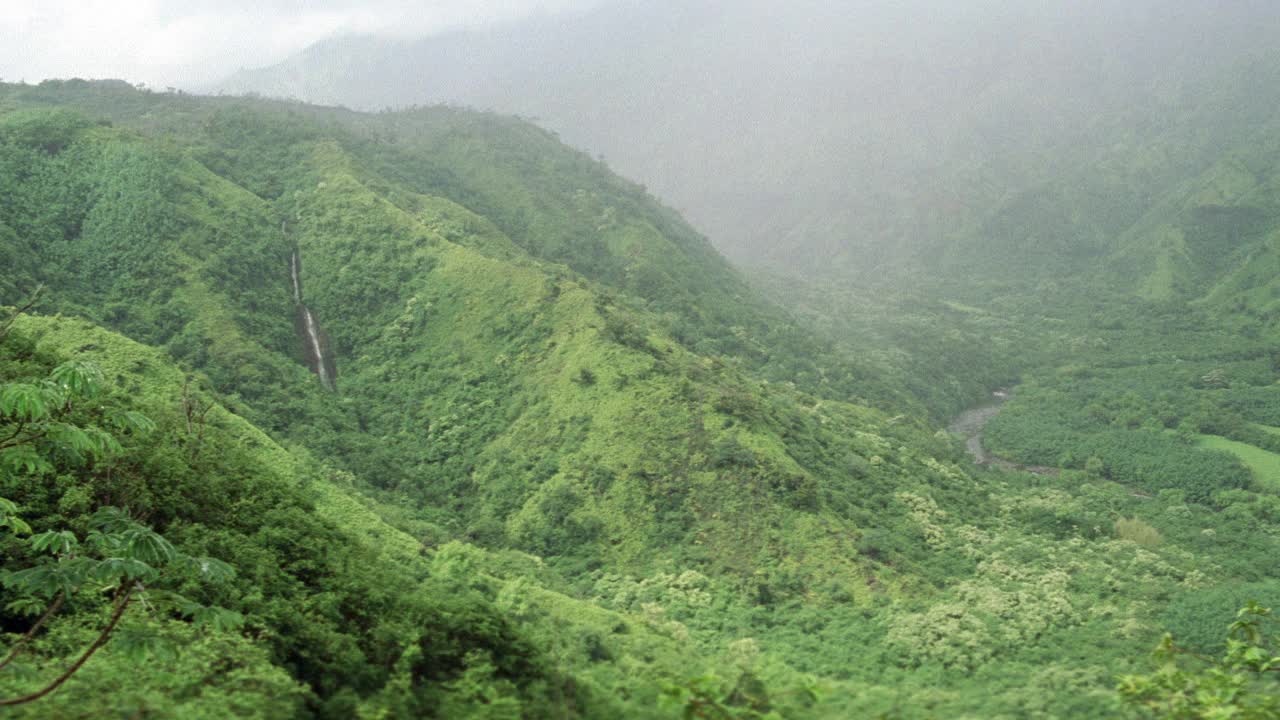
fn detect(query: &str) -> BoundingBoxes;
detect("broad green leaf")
[30,529,78,555]
[5,562,90,598]
[184,555,236,583]
[0,383,50,421]
[106,409,156,434]
[92,557,155,583]
[0,496,31,535]
[0,445,53,476]
[197,606,245,633]
[1,515,32,535]
[85,528,123,555]
[84,426,123,457]
[89,506,135,534]
[162,592,202,617]
[121,526,176,565]
[49,360,103,398]
[46,422,94,457]
[4,596,47,617]
[113,626,178,663]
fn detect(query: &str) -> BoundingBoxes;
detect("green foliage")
[1161,584,1280,656]
[983,367,1256,504]
[1114,517,1163,547]
[1119,603,1280,719]
[0,350,248,708]
[0,497,30,535]
[0,77,1278,719]
[0,319,590,716]
[0,108,95,155]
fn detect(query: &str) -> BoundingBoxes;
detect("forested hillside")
[1,80,1277,718]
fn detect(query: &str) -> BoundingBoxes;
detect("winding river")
[948,390,1057,475]
[947,390,1010,464]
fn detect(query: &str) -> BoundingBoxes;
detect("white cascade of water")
[301,305,331,388]
[290,250,332,389]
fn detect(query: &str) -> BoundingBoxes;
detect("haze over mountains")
[5,2,1280,717]
[220,0,1280,277]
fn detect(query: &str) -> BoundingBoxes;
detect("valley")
[948,390,1008,465]
[0,70,1277,719]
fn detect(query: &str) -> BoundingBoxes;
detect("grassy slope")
[14,314,424,567]
[16,312,1193,717]
[0,80,917,413]
[1195,434,1280,493]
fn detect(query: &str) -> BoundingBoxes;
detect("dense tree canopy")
[0,79,1276,718]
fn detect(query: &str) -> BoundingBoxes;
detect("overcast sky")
[0,0,595,89]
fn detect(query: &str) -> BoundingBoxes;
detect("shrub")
[1114,517,1162,546]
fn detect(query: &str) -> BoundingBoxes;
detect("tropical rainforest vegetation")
[0,78,1277,718]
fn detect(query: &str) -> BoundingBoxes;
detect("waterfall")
[290,250,335,390]
[301,304,332,388]
[290,251,302,303]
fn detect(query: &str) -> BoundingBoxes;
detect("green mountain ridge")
[1,79,1277,717]
[0,80,965,716]
[216,1,1280,284]
[931,52,1280,295]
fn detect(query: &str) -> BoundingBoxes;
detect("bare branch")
[0,592,65,671]
[0,582,135,707]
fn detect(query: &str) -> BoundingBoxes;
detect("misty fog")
[217,0,1280,276]
[7,2,1280,717]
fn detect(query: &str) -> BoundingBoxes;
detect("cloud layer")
[0,0,593,88]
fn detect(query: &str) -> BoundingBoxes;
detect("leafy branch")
[1119,602,1280,719]
[0,351,240,706]
[0,507,241,706]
